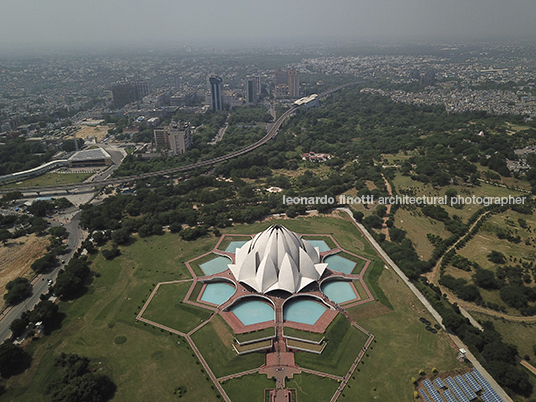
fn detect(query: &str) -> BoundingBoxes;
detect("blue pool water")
[321,281,358,304]
[225,240,249,253]
[231,300,275,326]
[306,240,330,252]
[324,254,356,274]
[200,283,236,305]
[283,298,327,325]
[199,256,232,275]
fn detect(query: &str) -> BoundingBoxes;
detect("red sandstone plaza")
[137,225,376,402]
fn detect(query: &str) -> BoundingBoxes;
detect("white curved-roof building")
[228,225,328,294]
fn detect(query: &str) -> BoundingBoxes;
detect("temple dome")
[228,225,328,294]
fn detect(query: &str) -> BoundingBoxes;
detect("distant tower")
[288,69,300,98]
[246,76,259,106]
[209,76,223,111]
[274,69,299,99]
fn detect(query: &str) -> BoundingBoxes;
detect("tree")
[487,250,506,264]
[500,285,528,309]
[29,300,59,325]
[0,343,31,377]
[49,226,68,238]
[472,269,499,289]
[28,200,55,217]
[31,253,57,274]
[4,277,32,305]
[353,210,364,222]
[9,318,28,339]
[111,228,130,245]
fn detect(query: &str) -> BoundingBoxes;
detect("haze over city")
[1,0,536,51]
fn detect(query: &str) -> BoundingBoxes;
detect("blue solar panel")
[463,373,482,392]
[455,375,477,400]
[423,378,444,402]
[445,377,469,402]
[419,388,431,402]
[481,392,495,402]
[471,370,505,402]
[434,377,446,389]
[442,389,457,402]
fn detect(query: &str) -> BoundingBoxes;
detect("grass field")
[222,373,277,402]
[457,209,536,272]
[391,172,527,223]
[4,232,225,402]
[191,315,265,378]
[142,282,211,333]
[394,208,450,260]
[3,171,93,188]
[343,267,466,401]
[235,327,275,343]
[294,314,369,376]
[283,327,325,343]
[285,372,339,401]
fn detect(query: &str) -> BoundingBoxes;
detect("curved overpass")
[0,82,361,195]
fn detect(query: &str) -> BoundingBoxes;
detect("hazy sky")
[1,0,535,49]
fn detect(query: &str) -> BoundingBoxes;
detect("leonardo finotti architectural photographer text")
[283,194,526,207]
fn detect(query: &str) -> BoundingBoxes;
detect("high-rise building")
[209,76,223,111]
[154,121,192,155]
[246,75,260,106]
[273,69,300,99]
[288,69,300,98]
[111,79,151,108]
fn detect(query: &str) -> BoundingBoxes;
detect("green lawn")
[222,373,277,402]
[285,373,339,401]
[3,172,93,188]
[191,316,265,378]
[142,282,211,334]
[283,327,324,343]
[343,268,466,401]
[235,327,275,343]
[294,314,369,376]
[3,235,222,402]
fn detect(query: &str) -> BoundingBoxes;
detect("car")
[47,279,53,285]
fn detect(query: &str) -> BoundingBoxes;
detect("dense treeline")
[0,138,55,176]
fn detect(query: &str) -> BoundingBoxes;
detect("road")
[0,82,362,196]
[0,211,85,342]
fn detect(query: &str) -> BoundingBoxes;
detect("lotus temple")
[138,224,376,401]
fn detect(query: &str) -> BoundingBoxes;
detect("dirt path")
[423,210,536,323]
[425,211,490,284]
[0,235,49,310]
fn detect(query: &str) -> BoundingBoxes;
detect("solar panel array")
[445,377,469,402]
[419,388,431,402]
[423,378,445,402]
[463,372,482,393]
[455,375,477,400]
[471,370,505,402]
[434,377,446,389]
[442,389,457,402]
[420,371,505,402]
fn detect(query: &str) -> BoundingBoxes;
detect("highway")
[0,211,85,342]
[0,82,361,196]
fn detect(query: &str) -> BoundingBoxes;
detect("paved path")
[336,207,513,402]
